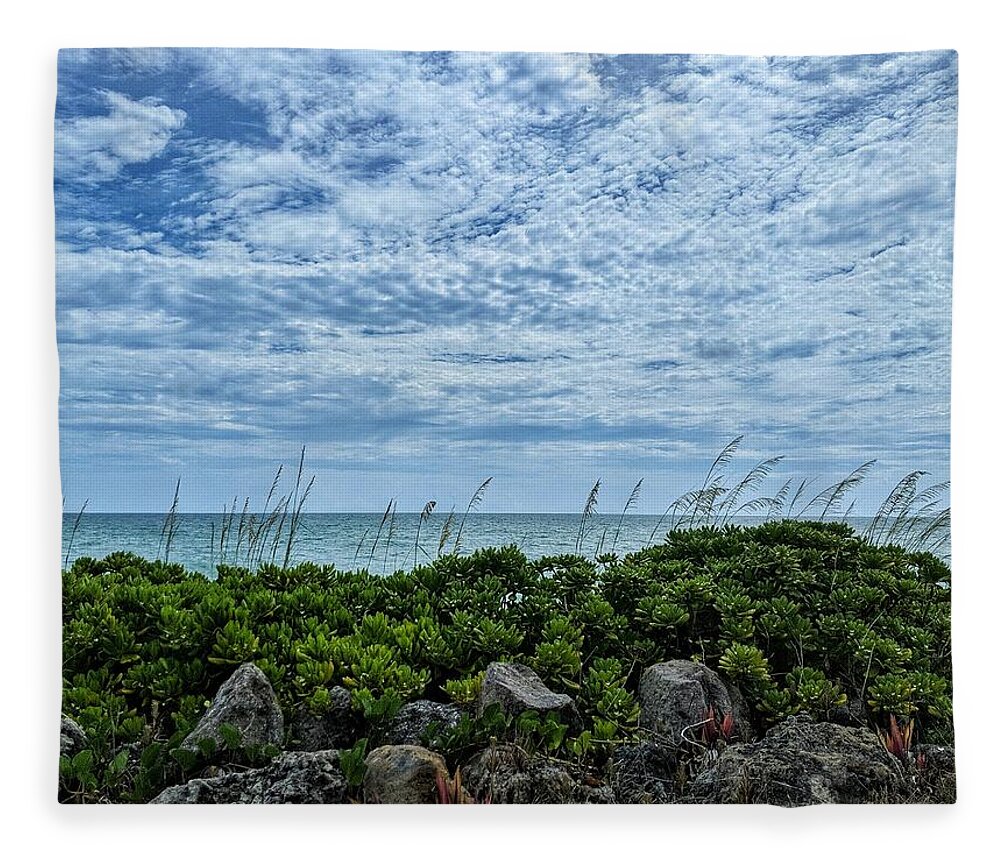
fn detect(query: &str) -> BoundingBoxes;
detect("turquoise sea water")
[60,513,949,577]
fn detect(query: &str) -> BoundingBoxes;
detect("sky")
[54,49,957,513]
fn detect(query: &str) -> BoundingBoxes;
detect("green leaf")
[196,736,218,758]
[139,742,163,771]
[71,749,93,776]
[339,738,369,788]
[218,722,242,750]
[170,747,200,771]
[108,750,129,776]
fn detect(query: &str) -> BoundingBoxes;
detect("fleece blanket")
[56,49,956,805]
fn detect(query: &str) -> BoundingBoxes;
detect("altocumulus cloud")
[54,49,956,512]
[55,90,187,184]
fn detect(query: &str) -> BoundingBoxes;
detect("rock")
[463,744,612,804]
[288,686,358,751]
[180,663,283,759]
[385,700,463,748]
[478,662,579,727]
[638,660,750,746]
[60,718,87,758]
[912,744,957,803]
[151,750,347,804]
[689,715,907,806]
[606,741,681,804]
[362,744,450,804]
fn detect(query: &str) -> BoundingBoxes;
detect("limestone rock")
[151,750,347,804]
[385,700,463,748]
[288,686,358,752]
[60,717,88,759]
[689,715,907,806]
[478,662,579,726]
[180,663,283,759]
[912,744,957,803]
[362,744,449,804]
[638,660,749,746]
[463,744,612,804]
[606,741,681,804]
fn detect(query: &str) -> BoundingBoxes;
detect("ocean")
[60,513,950,577]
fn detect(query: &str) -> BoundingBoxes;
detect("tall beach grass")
[122,439,950,575]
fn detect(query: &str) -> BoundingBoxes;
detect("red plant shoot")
[879,714,915,762]
[720,711,735,742]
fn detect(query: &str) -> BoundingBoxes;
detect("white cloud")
[54,50,956,511]
[56,90,186,184]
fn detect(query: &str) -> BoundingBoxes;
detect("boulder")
[151,750,347,804]
[463,744,612,804]
[638,660,750,746]
[60,717,88,759]
[478,662,579,727]
[606,741,681,804]
[385,700,463,748]
[362,744,450,804]
[288,686,358,752]
[180,663,283,759]
[689,715,907,806]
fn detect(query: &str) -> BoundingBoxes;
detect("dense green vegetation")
[60,520,952,802]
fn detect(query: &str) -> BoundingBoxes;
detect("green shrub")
[61,520,952,802]
[442,672,484,705]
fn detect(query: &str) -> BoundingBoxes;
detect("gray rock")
[463,744,612,804]
[606,741,680,804]
[151,750,347,804]
[638,660,750,746]
[912,744,957,804]
[689,715,907,806]
[385,700,463,748]
[288,686,358,751]
[180,663,283,759]
[478,662,579,726]
[60,718,87,758]
[362,744,450,804]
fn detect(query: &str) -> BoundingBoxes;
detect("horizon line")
[62,510,886,518]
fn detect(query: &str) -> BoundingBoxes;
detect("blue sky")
[55,49,956,513]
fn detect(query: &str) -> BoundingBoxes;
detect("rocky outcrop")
[362,744,450,804]
[180,663,283,759]
[288,686,357,752]
[151,751,347,803]
[689,715,907,806]
[638,660,749,746]
[60,717,88,758]
[463,744,612,804]
[385,700,463,748]
[606,741,680,804]
[138,661,945,806]
[478,662,579,726]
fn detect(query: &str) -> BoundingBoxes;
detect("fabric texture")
[56,49,956,805]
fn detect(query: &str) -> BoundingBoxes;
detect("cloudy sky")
[55,49,956,513]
